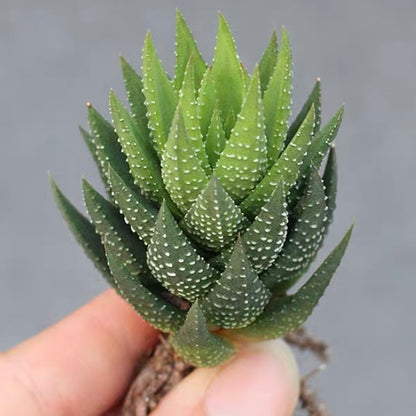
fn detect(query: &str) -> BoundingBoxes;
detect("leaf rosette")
[51,11,352,367]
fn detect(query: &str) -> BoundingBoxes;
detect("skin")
[0,289,299,416]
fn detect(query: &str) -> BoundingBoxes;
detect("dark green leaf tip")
[181,176,247,251]
[202,238,271,329]
[171,301,235,367]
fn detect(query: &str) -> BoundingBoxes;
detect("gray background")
[1,0,414,414]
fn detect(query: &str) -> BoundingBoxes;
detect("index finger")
[0,289,158,416]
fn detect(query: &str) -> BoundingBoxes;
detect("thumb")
[151,339,299,416]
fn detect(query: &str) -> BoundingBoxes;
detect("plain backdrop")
[1,1,415,414]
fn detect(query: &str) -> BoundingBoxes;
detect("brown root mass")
[110,328,330,416]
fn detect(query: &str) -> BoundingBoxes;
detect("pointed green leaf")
[120,56,151,144]
[181,177,247,252]
[178,56,210,174]
[212,13,245,125]
[287,79,321,142]
[232,225,353,340]
[197,66,216,138]
[272,150,338,289]
[109,90,163,204]
[263,28,293,166]
[105,241,185,332]
[205,106,226,168]
[50,177,112,284]
[107,165,157,245]
[241,105,315,218]
[161,107,209,213]
[87,104,135,190]
[142,32,178,158]
[323,146,337,229]
[261,169,328,290]
[241,181,288,273]
[174,10,207,91]
[82,180,153,287]
[147,202,217,302]
[289,147,338,278]
[270,154,337,290]
[285,106,343,209]
[258,31,278,94]
[202,239,271,329]
[214,67,267,203]
[309,106,344,169]
[171,301,235,367]
[79,126,112,197]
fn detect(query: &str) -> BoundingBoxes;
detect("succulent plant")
[51,11,352,367]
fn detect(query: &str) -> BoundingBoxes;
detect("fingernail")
[203,339,299,416]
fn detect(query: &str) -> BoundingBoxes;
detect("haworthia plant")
[52,11,352,368]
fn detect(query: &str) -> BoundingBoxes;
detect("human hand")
[0,289,299,416]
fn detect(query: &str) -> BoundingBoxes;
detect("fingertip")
[204,339,299,416]
[151,339,299,416]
